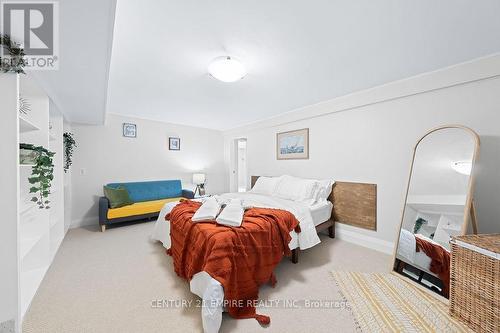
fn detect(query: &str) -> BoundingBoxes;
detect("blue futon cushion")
[106,180,183,203]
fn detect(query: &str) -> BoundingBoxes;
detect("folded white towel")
[192,197,221,222]
[216,199,244,227]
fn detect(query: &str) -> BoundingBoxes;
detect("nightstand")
[194,194,212,199]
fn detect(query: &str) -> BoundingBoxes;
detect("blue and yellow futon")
[98,180,194,231]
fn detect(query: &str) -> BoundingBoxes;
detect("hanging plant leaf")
[0,34,26,74]
[63,132,76,173]
[19,96,31,115]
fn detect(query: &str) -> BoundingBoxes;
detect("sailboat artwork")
[276,128,309,160]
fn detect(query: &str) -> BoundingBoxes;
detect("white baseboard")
[335,227,394,255]
[70,216,97,229]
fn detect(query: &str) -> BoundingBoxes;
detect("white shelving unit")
[1,71,68,332]
[19,115,40,133]
[15,75,66,322]
[48,107,65,260]
[20,265,49,318]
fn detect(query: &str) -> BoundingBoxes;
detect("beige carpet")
[23,222,390,333]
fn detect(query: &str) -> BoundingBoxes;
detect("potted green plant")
[20,143,55,209]
[413,217,428,234]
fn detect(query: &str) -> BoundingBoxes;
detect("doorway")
[236,138,247,192]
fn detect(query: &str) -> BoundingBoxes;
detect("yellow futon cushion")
[107,197,183,219]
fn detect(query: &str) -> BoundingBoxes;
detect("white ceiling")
[106,1,498,129]
[31,0,117,124]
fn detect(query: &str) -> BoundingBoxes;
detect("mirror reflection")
[394,127,478,298]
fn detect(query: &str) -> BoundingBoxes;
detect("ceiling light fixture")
[208,56,246,82]
[451,161,472,175]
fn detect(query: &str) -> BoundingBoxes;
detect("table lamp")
[192,173,206,196]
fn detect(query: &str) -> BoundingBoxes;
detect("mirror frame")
[391,125,481,294]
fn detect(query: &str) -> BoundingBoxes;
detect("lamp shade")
[208,56,246,82]
[192,173,206,184]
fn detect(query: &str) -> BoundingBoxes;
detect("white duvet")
[150,192,322,333]
[396,229,451,277]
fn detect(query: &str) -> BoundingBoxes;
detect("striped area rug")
[331,271,472,333]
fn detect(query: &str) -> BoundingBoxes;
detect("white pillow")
[313,179,334,203]
[274,175,318,203]
[251,176,282,195]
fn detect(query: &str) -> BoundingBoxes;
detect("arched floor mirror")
[392,125,480,298]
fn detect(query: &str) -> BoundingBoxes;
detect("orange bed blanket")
[415,237,451,297]
[165,200,301,325]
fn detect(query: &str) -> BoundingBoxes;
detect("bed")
[395,229,451,296]
[151,175,377,333]
[396,229,433,273]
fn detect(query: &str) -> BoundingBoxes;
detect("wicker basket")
[450,234,499,333]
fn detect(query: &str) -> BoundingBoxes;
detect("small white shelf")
[20,202,36,215]
[21,265,49,318]
[20,222,47,259]
[407,202,465,215]
[19,116,40,133]
[441,225,462,233]
[20,236,43,259]
[19,163,35,167]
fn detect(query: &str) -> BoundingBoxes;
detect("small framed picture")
[277,128,309,160]
[169,137,180,150]
[123,123,137,138]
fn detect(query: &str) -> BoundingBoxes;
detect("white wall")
[224,54,500,253]
[0,74,20,331]
[70,114,227,228]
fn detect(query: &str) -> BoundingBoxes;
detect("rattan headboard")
[250,176,377,231]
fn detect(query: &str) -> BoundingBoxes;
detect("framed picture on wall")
[169,137,180,150]
[276,128,309,160]
[123,123,137,138]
